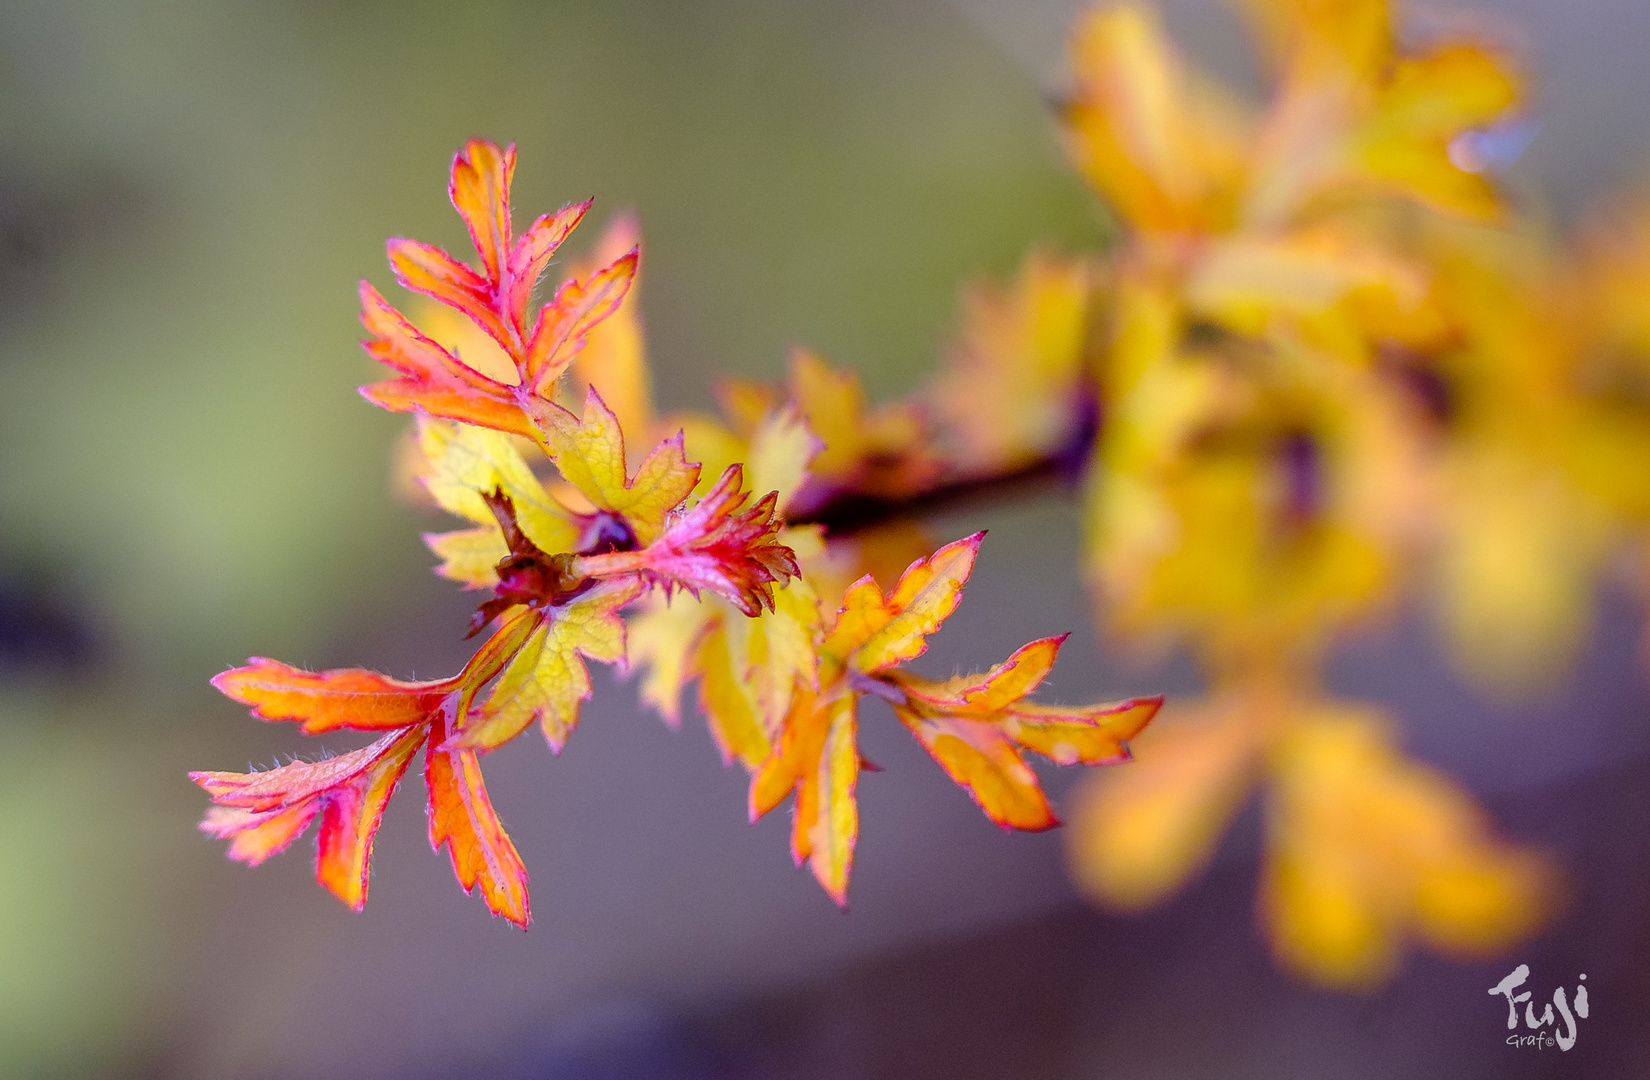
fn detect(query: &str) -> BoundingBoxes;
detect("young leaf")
[387,237,510,352]
[695,625,774,768]
[426,712,531,928]
[425,526,512,590]
[785,348,941,502]
[449,138,515,289]
[415,416,579,557]
[453,580,643,753]
[561,213,654,441]
[718,570,822,736]
[825,532,983,673]
[576,465,799,616]
[886,637,1163,830]
[507,201,594,335]
[358,282,538,438]
[625,593,715,728]
[532,388,700,544]
[525,248,640,393]
[210,658,453,734]
[193,725,426,910]
[932,252,1097,471]
[1262,706,1552,989]
[750,685,860,906]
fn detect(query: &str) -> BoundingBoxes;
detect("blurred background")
[0,0,1647,1077]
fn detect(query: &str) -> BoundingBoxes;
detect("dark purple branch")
[789,391,1099,536]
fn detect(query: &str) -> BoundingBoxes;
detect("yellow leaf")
[1356,45,1521,219]
[892,636,1162,831]
[750,685,860,905]
[695,623,773,769]
[533,389,700,545]
[825,533,982,673]
[1262,706,1552,989]
[416,416,578,556]
[625,593,716,727]
[675,412,750,500]
[787,348,938,498]
[458,581,642,752]
[1185,230,1427,338]
[1066,694,1265,909]
[721,570,823,737]
[424,526,510,589]
[1063,4,1250,234]
[744,404,823,514]
[1437,446,1607,691]
[933,252,1096,470]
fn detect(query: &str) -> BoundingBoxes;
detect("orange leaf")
[387,238,509,351]
[357,282,536,438]
[449,139,515,290]
[210,657,453,734]
[749,685,860,905]
[426,713,530,927]
[193,725,425,911]
[526,248,640,393]
[561,213,653,442]
[824,532,983,672]
[889,636,1162,830]
[506,199,593,334]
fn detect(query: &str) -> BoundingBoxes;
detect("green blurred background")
[0,1,1646,1077]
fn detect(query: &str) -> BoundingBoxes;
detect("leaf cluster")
[192,140,1160,925]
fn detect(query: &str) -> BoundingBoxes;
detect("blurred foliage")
[907,0,1650,990]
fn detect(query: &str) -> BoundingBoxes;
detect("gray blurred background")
[0,1,1646,1077]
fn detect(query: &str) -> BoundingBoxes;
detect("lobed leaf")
[624,593,716,728]
[425,526,511,590]
[358,282,536,438]
[426,713,531,928]
[825,532,983,672]
[449,139,515,290]
[576,465,799,616]
[558,213,654,442]
[210,657,452,734]
[387,238,509,351]
[526,249,640,393]
[456,581,642,752]
[506,200,593,335]
[193,725,425,910]
[743,404,823,514]
[1066,698,1263,911]
[888,637,1162,830]
[695,625,773,768]
[532,388,699,545]
[932,252,1096,471]
[415,416,579,556]
[719,571,822,737]
[749,686,860,905]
